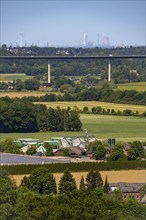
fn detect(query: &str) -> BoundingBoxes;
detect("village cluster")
[14,136,145,160]
[15,136,98,157]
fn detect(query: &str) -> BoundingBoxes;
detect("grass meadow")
[0,73,33,82]
[117,82,146,92]
[0,114,145,142]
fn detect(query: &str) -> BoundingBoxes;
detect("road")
[0,153,94,165]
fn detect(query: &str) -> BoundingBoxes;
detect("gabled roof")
[123,143,131,151]
[110,183,145,193]
[68,146,86,155]
[21,145,31,153]
[36,145,46,153]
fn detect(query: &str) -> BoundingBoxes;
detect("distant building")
[83,33,88,47]
[102,37,110,47]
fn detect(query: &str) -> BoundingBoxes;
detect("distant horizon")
[1,44,145,49]
[1,41,146,48]
[1,0,146,47]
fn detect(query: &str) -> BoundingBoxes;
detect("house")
[68,146,86,158]
[61,137,73,148]
[53,149,64,156]
[72,137,86,148]
[87,147,95,159]
[21,145,31,153]
[123,143,131,155]
[110,183,145,201]
[36,145,46,154]
[105,145,113,158]
[51,137,72,148]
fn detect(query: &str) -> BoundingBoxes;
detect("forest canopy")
[0,101,82,133]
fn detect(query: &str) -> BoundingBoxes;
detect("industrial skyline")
[83,33,110,48]
[1,0,145,47]
[1,31,139,49]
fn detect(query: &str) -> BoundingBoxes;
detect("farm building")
[110,182,145,202]
[15,138,40,147]
[51,136,99,149]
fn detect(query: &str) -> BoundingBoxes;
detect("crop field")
[117,82,146,92]
[0,115,145,142]
[0,73,33,82]
[0,91,62,98]
[36,101,145,113]
[11,170,146,187]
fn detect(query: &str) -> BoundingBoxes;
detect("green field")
[0,115,145,142]
[117,82,146,92]
[36,101,145,113]
[0,73,33,82]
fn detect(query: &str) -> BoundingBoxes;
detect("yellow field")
[0,91,61,98]
[36,101,145,113]
[0,90,145,113]
[11,170,146,188]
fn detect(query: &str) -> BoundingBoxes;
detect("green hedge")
[1,160,146,175]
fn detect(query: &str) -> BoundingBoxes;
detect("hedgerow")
[2,160,146,175]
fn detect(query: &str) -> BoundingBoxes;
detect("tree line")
[87,140,145,161]
[0,101,82,133]
[1,46,146,83]
[1,84,146,106]
[0,167,145,220]
[82,106,145,117]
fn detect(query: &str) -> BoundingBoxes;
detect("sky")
[1,0,146,47]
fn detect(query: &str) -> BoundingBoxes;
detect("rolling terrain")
[0,114,145,142]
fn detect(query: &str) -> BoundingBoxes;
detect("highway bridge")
[1,55,145,82]
[0,55,146,60]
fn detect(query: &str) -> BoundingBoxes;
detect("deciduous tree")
[21,167,57,194]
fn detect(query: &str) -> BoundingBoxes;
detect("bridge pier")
[48,63,51,83]
[108,62,111,82]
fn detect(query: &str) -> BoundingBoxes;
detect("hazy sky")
[1,0,146,47]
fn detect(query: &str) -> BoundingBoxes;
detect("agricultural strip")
[35,101,145,113]
[0,91,61,98]
[117,82,146,92]
[0,73,33,82]
[11,170,146,187]
[0,115,145,142]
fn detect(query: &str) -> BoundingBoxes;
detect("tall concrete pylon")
[48,63,51,83]
[108,62,111,82]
